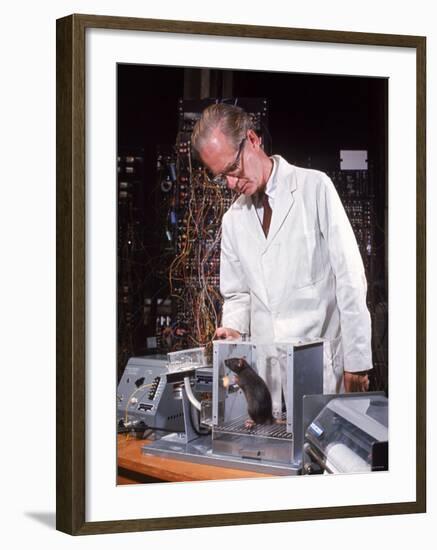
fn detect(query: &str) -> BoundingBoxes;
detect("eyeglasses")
[208,136,247,186]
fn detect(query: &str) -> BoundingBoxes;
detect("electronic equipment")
[117,149,149,378]
[117,350,206,438]
[118,341,388,476]
[302,393,388,474]
[136,339,325,475]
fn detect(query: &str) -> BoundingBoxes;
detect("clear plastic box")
[167,347,206,373]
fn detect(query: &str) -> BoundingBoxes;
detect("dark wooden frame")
[56,13,426,535]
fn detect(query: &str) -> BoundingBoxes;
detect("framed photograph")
[56,14,426,535]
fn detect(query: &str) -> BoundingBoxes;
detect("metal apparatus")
[302,393,388,474]
[131,338,325,474]
[211,339,324,471]
[117,349,206,439]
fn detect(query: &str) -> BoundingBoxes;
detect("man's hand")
[344,371,370,392]
[215,327,241,340]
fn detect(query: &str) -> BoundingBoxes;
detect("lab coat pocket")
[291,229,324,289]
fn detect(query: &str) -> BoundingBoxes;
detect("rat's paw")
[244,418,256,429]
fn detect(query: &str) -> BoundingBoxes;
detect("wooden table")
[117,434,273,484]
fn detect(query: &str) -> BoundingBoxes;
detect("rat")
[224,357,275,427]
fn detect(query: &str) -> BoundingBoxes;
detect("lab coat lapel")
[263,159,296,251]
[241,195,267,243]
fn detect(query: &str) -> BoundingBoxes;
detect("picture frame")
[56,13,426,535]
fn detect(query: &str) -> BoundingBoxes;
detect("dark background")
[118,64,387,181]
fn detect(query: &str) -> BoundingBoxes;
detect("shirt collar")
[264,156,278,198]
[255,156,277,207]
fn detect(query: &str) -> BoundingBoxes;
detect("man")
[191,104,371,414]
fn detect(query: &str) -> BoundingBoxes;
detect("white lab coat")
[220,156,372,413]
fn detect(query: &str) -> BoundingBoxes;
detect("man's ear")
[247,128,261,150]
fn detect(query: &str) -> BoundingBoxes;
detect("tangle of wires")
[168,133,235,354]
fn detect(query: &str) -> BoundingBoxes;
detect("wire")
[166,136,236,350]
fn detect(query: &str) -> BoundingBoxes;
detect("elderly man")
[191,103,372,415]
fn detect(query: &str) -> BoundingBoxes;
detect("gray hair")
[191,103,253,154]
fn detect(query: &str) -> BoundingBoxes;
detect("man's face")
[198,128,265,196]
